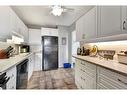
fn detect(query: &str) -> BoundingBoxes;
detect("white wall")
[58,26,69,67]
[58,23,76,67]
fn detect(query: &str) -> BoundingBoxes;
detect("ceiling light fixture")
[51,5,63,16]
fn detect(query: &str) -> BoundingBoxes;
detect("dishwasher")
[16,59,28,89]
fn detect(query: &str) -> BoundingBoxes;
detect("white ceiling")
[11,6,94,28]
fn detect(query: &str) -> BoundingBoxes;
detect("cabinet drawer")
[117,73,127,88]
[97,67,118,81]
[97,74,120,89]
[81,60,96,71]
[80,72,96,89]
[97,83,109,89]
[97,66,127,89]
[79,66,96,78]
[79,61,96,77]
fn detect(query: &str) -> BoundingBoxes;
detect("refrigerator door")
[42,36,58,71]
[44,36,58,46]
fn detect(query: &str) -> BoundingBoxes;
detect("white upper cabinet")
[121,6,127,32]
[51,28,58,36]
[98,6,122,37]
[76,6,127,42]
[10,9,17,34]
[41,27,58,36]
[0,6,11,41]
[76,14,85,41]
[76,7,97,41]
[0,6,28,43]
[29,29,41,45]
[18,19,29,43]
[84,7,97,39]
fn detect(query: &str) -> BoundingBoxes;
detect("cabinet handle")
[118,79,127,85]
[123,21,126,30]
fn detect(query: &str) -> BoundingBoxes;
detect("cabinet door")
[29,29,41,45]
[24,25,29,43]
[81,73,96,89]
[28,54,34,81]
[51,29,58,36]
[10,8,17,35]
[41,28,51,36]
[98,6,122,37]
[121,6,127,32]
[21,23,28,43]
[0,6,11,41]
[6,66,16,89]
[76,16,84,41]
[84,7,97,39]
[34,53,42,71]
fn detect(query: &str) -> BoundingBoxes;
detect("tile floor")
[27,68,77,89]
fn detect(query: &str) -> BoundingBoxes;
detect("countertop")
[73,55,127,75]
[0,52,33,73]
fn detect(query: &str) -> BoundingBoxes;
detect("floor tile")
[26,68,77,89]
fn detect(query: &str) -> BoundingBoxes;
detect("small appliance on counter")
[81,47,90,56]
[117,51,127,64]
[77,47,82,55]
[19,45,30,53]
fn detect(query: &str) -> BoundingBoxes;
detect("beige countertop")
[73,55,127,75]
[0,52,33,73]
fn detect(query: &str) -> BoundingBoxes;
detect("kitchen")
[1,5,127,90]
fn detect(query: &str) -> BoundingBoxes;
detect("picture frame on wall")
[62,37,66,45]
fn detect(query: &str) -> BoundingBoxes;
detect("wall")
[58,26,69,67]
[58,23,75,67]
[82,40,127,60]
[68,23,75,64]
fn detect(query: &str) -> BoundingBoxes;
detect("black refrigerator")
[42,36,58,71]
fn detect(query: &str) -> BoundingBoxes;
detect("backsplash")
[82,40,127,60]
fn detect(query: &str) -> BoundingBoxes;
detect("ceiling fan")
[50,5,74,16]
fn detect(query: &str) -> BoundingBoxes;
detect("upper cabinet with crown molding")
[0,6,28,43]
[97,6,122,37]
[76,6,127,42]
[76,7,97,41]
[0,6,11,41]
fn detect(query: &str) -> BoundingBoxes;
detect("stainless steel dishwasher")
[16,59,28,89]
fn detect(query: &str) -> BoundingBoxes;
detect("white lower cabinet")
[6,66,16,89]
[97,67,127,89]
[34,53,42,71]
[75,58,127,89]
[28,54,34,81]
[75,59,96,89]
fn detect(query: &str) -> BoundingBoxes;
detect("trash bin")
[63,63,71,68]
